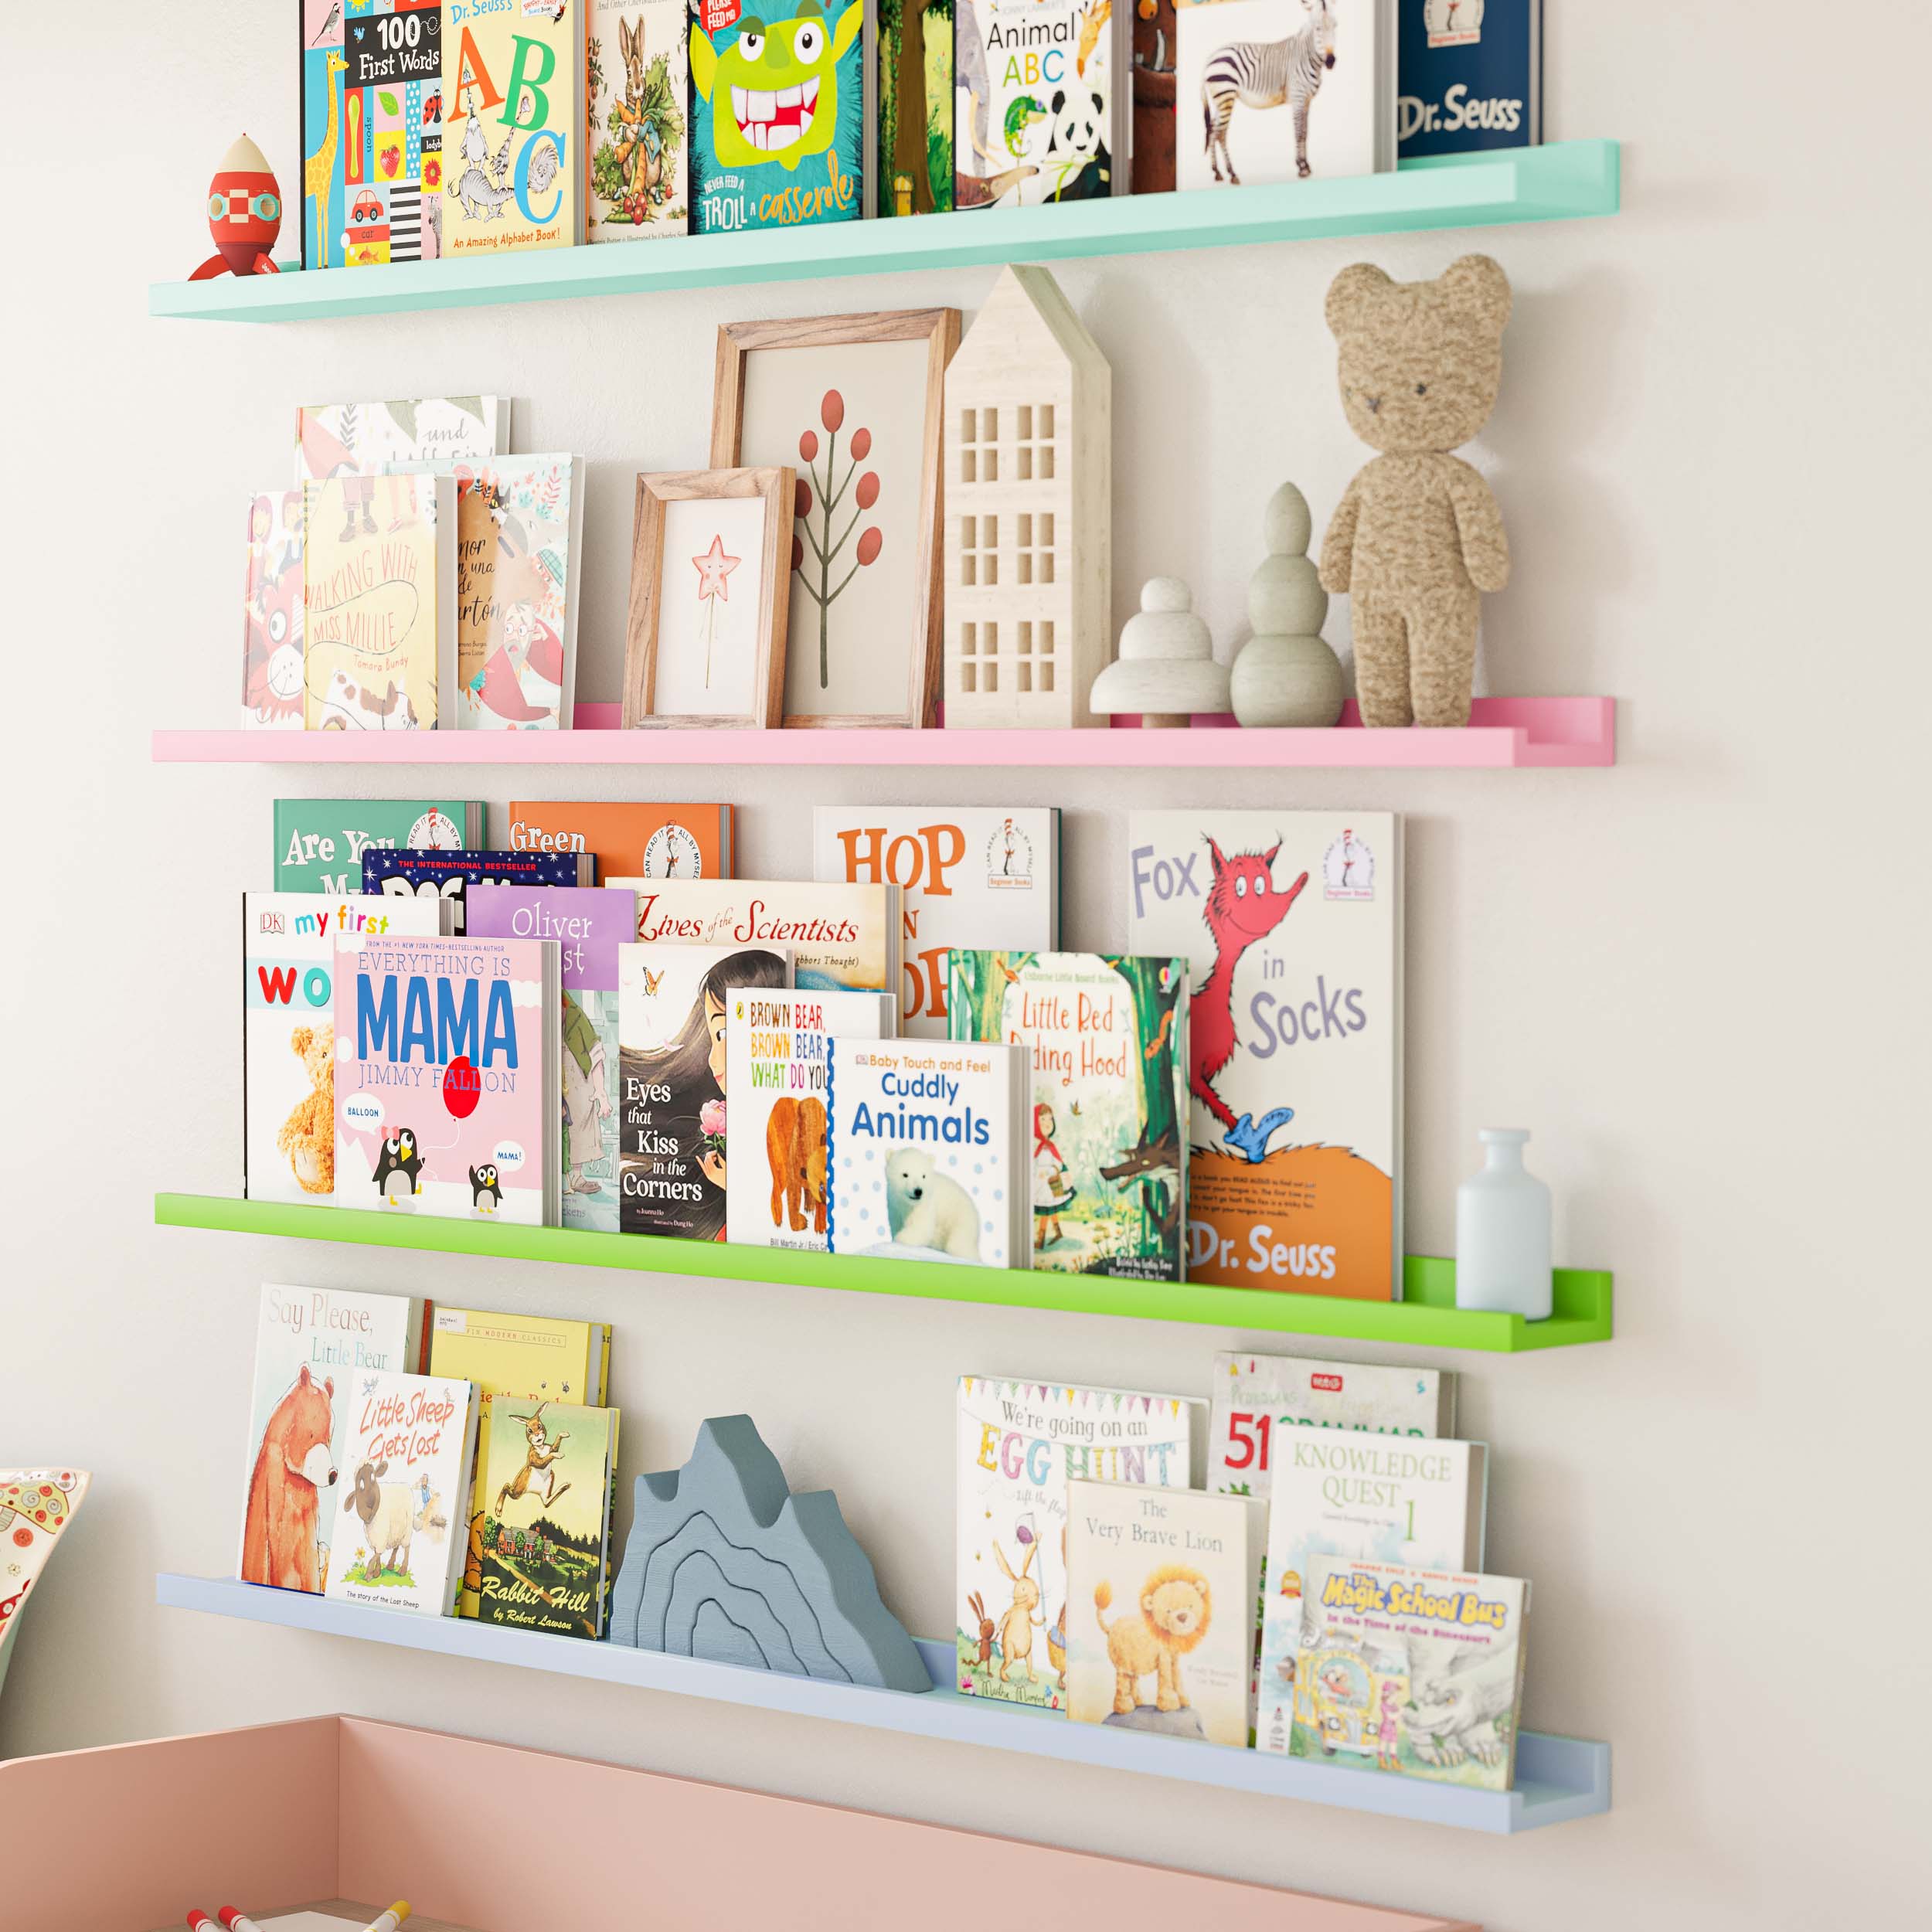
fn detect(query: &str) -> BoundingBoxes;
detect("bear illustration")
[274,1025,335,1195]
[767,1094,828,1233]
[240,1363,337,1590]
[885,1147,982,1261]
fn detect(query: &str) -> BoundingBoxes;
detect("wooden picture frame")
[622,468,794,730]
[712,308,959,729]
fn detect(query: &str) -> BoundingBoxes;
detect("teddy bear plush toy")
[1318,253,1512,728]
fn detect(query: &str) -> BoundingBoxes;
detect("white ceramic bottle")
[1455,1129,1553,1319]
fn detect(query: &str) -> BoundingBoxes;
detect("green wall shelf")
[154,1194,1610,1352]
[148,143,1618,325]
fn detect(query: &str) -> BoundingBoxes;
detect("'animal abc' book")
[1127,811,1403,1299]
[954,0,1118,209]
[587,0,690,237]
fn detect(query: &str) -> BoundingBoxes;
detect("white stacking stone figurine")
[1230,482,1347,728]
[1088,577,1232,729]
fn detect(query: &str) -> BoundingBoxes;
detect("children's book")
[1127,811,1403,1299]
[296,396,510,482]
[873,0,954,214]
[956,1376,1197,1709]
[950,950,1188,1282]
[339,0,444,265]
[1065,1481,1265,1748]
[244,891,446,1205]
[507,801,733,880]
[301,472,457,731]
[323,1371,480,1615]
[274,800,485,893]
[474,1396,620,1639]
[300,1,349,273]
[444,0,587,252]
[617,941,792,1239]
[812,805,1058,1034]
[468,885,637,1232]
[238,1284,428,1594]
[1398,0,1538,160]
[723,985,898,1253]
[611,876,900,995]
[689,0,866,234]
[1129,0,1175,195]
[362,847,596,936]
[243,488,305,729]
[1273,1553,1528,1789]
[587,0,689,237]
[333,927,561,1226]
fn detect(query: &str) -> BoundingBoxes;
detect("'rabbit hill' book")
[296,396,510,482]
[874,0,954,214]
[474,1396,620,1640]
[812,805,1060,1035]
[950,950,1188,1282]
[238,1284,427,1594]
[723,986,898,1253]
[323,1370,481,1616]
[508,801,734,879]
[587,0,689,237]
[689,0,865,234]
[617,942,791,1239]
[469,885,638,1233]
[338,0,444,264]
[362,847,596,936]
[1065,1481,1266,1748]
[1398,0,1538,160]
[611,876,900,995]
[274,800,484,893]
[332,928,562,1226]
[243,488,304,729]
[956,1376,1197,1709]
[1127,811,1403,1299]
[1276,1553,1528,1789]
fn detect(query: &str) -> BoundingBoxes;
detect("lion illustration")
[1094,1564,1213,1715]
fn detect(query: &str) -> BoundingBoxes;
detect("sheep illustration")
[342,1458,414,1582]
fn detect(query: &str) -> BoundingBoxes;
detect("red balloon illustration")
[444,1057,481,1120]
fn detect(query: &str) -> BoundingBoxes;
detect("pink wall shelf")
[154,697,1614,769]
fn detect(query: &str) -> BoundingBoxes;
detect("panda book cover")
[1126,810,1403,1301]
[723,985,897,1253]
[324,1370,481,1616]
[332,928,562,1227]
[955,1378,1198,1709]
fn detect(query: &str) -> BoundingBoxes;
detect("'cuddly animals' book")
[507,801,735,880]
[949,950,1188,1281]
[587,0,689,238]
[323,1370,480,1615]
[362,847,596,936]
[1128,811,1403,1299]
[243,488,304,729]
[296,396,510,481]
[274,800,484,893]
[957,1376,1197,1709]
[1065,1481,1265,1748]
[611,876,900,995]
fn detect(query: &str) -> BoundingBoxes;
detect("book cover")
[244,891,445,1205]
[339,0,444,265]
[333,927,559,1226]
[362,847,596,935]
[689,0,865,235]
[612,877,899,995]
[243,487,305,729]
[956,1376,1196,1709]
[1274,1553,1528,1789]
[474,1396,619,1639]
[1398,0,1538,159]
[301,472,455,731]
[1130,0,1175,194]
[1127,811,1403,1298]
[444,0,586,252]
[617,942,791,1238]
[296,395,509,481]
[875,0,953,213]
[954,0,1117,209]
[301,1,349,272]
[238,1283,425,1594]
[723,985,897,1253]
[323,1371,480,1614]
[812,805,1058,1034]
[1065,1481,1265,1748]
[506,801,733,879]
[587,0,689,236]
[274,799,483,893]
[950,950,1188,1282]
[468,884,637,1232]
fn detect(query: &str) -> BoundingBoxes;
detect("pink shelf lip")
[153,697,1612,769]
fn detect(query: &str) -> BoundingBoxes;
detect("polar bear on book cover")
[885,1146,983,1260]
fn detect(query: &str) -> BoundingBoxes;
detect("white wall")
[2,5,1925,1926]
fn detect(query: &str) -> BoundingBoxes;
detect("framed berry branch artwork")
[711,307,959,728]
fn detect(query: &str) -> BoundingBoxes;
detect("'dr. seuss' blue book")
[1397,0,1539,159]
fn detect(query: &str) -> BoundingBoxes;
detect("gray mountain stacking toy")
[1230,482,1346,728]
[606,1416,930,1694]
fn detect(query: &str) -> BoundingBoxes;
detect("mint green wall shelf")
[154,1194,1610,1352]
[148,143,1618,325]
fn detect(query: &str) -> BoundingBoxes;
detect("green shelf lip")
[148,142,1619,325]
[154,1194,1610,1353]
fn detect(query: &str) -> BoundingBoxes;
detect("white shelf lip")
[156,1573,1608,1834]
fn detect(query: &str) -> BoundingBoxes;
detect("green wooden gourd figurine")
[1230,482,1345,728]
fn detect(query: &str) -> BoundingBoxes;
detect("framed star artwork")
[622,468,795,730]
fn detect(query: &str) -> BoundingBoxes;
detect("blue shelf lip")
[148,142,1618,325]
[155,1573,1608,1834]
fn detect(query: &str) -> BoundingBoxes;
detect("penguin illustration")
[372,1128,423,1206]
[468,1163,503,1215]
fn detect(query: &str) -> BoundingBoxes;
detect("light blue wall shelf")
[156,1573,1609,1833]
[149,143,1618,325]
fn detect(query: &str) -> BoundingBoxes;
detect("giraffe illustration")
[304,52,349,269]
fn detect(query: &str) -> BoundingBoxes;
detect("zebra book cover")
[954,0,1119,208]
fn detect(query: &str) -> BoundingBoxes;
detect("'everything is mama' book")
[507,801,734,879]
[1128,811,1403,1299]
[274,800,484,893]
[611,876,900,995]
[587,0,690,239]
[362,847,596,936]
